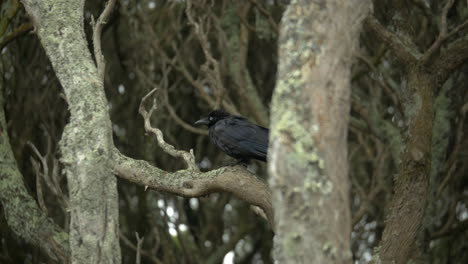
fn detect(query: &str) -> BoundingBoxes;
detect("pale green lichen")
[322,242,337,258]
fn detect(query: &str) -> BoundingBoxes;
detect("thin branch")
[185,0,241,115]
[249,0,279,32]
[440,0,455,37]
[0,0,20,36]
[444,19,468,42]
[92,0,116,81]
[162,83,208,136]
[139,88,198,170]
[120,233,162,264]
[421,0,455,63]
[135,232,144,264]
[0,23,34,50]
[159,63,208,136]
[31,157,48,213]
[431,218,468,239]
[27,137,69,209]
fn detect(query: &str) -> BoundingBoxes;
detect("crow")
[194,110,269,162]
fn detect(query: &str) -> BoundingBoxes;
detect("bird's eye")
[209,117,213,121]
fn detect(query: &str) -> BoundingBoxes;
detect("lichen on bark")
[21,0,121,263]
[269,0,369,263]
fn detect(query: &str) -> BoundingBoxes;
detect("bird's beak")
[194,117,210,126]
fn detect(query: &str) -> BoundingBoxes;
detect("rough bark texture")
[113,149,274,226]
[364,10,468,263]
[376,68,434,263]
[268,1,369,263]
[21,1,121,263]
[0,76,69,263]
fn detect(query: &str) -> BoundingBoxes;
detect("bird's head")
[194,110,230,127]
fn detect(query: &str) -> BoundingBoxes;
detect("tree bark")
[0,68,69,263]
[21,1,121,263]
[268,1,369,263]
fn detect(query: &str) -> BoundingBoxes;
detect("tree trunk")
[0,67,69,262]
[268,1,369,263]
[21,1,121,263]
[377,68,434,263]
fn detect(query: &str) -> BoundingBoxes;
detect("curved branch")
[92,0,116,81]
[139,88,198,170]
[112,149,274,226]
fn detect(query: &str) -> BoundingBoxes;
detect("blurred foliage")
[0,0,467,263]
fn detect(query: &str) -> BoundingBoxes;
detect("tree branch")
[364,16,419,65]
[112,149,274,226]
[92,0,116,81]
[430,39,468,84]
[139,88,198,170]
[422,0,458,64]
[0,23,34,50]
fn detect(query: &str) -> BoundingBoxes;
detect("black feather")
[195,110,269,162]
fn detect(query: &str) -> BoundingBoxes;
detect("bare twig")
[139,88,198,170]
[0,23,34,50]
[135,232,144,264]
[186,0,225,106]
[440,0,455,37]
[437,95,468,196]
[92,0,116,81]
[120,233,162,264]
[162,82,208,136]
[0,0,21,36]
[159,63,208,136]
[422,0,455,63]
[249,0,279,32]
[431,218,468,239]
[30,157,48,213]
[27,133,69,209]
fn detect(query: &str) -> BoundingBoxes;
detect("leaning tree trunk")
[21,1,121,263]
[268,1,369,263]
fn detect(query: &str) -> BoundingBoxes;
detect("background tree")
[0,0,467,264]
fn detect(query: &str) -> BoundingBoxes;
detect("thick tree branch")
[364,16,419,65]
[112,150,274,226]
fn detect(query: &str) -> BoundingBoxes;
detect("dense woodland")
[0,0,467,263]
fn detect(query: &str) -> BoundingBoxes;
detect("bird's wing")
[212,117,269,160]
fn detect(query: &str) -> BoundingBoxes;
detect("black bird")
[194,110,269,162]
